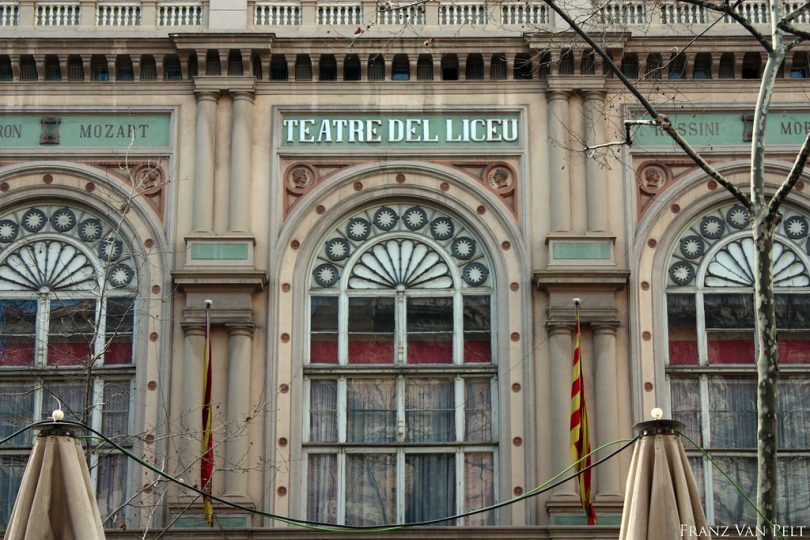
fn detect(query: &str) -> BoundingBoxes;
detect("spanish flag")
[201,303,214,527]
[570,302,596,525]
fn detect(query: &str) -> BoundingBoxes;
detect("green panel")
[281,112,521,148]
[553,513,622,525]
[633,111,810,147]
[190,243,250,261]
[0,114,171,148]
[173,516,249,528]
[553,242,612,260]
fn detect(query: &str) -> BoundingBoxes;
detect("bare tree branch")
[678,0,774,52]
[769,131,810,214]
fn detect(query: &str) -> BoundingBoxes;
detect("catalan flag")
[201,303,214,527]
[570,302,596,525]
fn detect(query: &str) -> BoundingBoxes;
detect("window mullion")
[396,448,405,523]
[337,377,347,443]
[397,290,406,365]
[455,376,464,442]
[454,291,463,365]
[696,291,708,365]
[397,375,405,442]
[303,379,312,443]
[337,451,346,525]
[339,294,348,366]
[95,297,106,367]
[37,295,49,366]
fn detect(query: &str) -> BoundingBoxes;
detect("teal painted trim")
[553,514,622,525]
[173,516,249,528]
[190,243,249,261]
[553,242,612,260]
[0,113,171,148]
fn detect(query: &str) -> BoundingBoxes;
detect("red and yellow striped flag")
[201,303,214,527]
[570,304,596,525]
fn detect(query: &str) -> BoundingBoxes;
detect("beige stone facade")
[2,1,810,537]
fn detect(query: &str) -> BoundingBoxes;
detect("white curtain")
[464,452,494,525]
[347,379,396,443]
[405,453,454,524]
[309,380,337,442]
[406,379,454,442]
[346,454,396,525]
[306,454,337,523]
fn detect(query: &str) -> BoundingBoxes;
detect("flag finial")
[572,297,581,306]
[204,299,213,308]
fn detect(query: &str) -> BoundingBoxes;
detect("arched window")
[0,203,139,527]
[227,50,243,76]
[417,54,433,80]
[791,52,808,78]
[116,55,134,81]
[368,55,385,80]
[252,53,263,79]
[392,54,410,80]
[558,48,574,75]
[344,54,361,81]
[319,54,337,81]
[270,54,288,80]
[514,52,533,80]
[205,50,221,76]
[20,55,37,81]
[91,55,109,81]
[742,52,761,79]
[164,55,182,80]
[44,55,61,81]
[295,54,312,81]
[621,53,639,79]
[441,54,459,80]
[581,50,595,75]
[140,55,157,81]
[692,52,711,79]
[68,55,84,81]
[665,203,810,525]
[646,53,663,79]
[188,53,199,78]
[0,56,12,81]
[718,52,735,79]
[465,53,483,80]
[668,52,686,79]
[304,203,497,526]
[490,54,506,79]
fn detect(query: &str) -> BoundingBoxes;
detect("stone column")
[547,91,571,232]
[193,90,218,233]
[229,91,254,233]
[180,325,206,472]
[547,322,577,497]
[584,91,608,232]
[224,324,254,496]
[593,322,622,497]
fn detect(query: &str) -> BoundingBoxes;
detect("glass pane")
[464,296,491,363]
[348,297,394,364]
[311,297,339,363]
[778,379,810,449]
[347,379,396,443]
[712,456,756,525]
[667,294,698,365]
[707,330,755,364]
[48,299,96,366]
[307,454,337,523]
[102,382,130,440]
[104,299,133,365]
[41,381,88,424]
[0,382,35,446]
[407,297,453,364]
[704,294,754,328]
[0,456,27,526]
[778,458,810,525]
[689,457,705,512]
[670,378,701,445]
[778,329,810,364]
[776,294,810,329]
[465,379,492,442]
[406,454,455,525]
[708,379,756,448]
[0,300,37,367]
[309,380,337,442]
[464,452,494,525]
[406,379,454,442]
[96,453,127,529]
[346,454,396,526]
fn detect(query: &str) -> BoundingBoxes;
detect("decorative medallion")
[0,220,19,243]
[679,235,705,259]
[285,164,317,193]
[50,208,77,232]
[462,262,489,286]
[132,164,165,194]
[21,209,47,233]
[403,207,428,230]
[313,263,340,287]
[483,163,515,194]
[348,239,452,289]
[726,205,750,229]
[108,263,135,287]
[451,237,476,260]
[669,261,695,286]
[636,163,670,197]
[78,219,104,242]
[784,215,808,239]
[98,238,124,261]
[430,217,455,240]
[373,207,399,231]
[325,238,351,261]
[699,216,724,239]
[346,218,371,241]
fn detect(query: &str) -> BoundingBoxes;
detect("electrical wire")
[1,419,637,533]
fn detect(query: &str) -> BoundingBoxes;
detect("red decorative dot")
[147,381,158,391]
[281,333,290,343]
[501,241,511,250]
[316,205,326,214]
[281,283,291,292]
[290,240,300,250]
[640,281,650,291]
[43,174,53,184]
[143,485,153,494]
[513,487,524,496]
[144,238,154,248]
[149,332,159,342]
[353,181,363,191]
[671,204,681,213]
[144,434,155,444]
[644,382,654,392]
[277,487,287,496]
[152,285,161,294]
[797,181,805,191]
[85,182,96,192]
[510,332,520,342]
[396,173,406,183]
[642,331,652,341]
[510,282,519,291]
[279,384,289,394]
[440,182,450,191]
[278,437,288,447]
[707,180,718,190]
[476,205,486,215]
[511,383,521,393]
[512,436,523,447]
[0,183,8,192]
[647,239,657,248]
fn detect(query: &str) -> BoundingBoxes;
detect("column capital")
[226,323,255,336]
[546,320,574,335]
[546,89,570,101]
[591,321,620,335]
[181,323,206,337]
[231,90,255,104]
[194,89,220,103]
[582,89,607,101]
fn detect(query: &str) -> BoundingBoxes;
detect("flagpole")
[202,299,214,527]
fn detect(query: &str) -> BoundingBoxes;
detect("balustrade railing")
[36,1,80,25]
[97,2,141,25]
[317,2,362,24]
[0,1,18,25]
[158,1,203,25]
[440,2,488,25]
[255,1,301,25]
[598,1,646,24]
[502,2,547,24]
[378,3,426,25]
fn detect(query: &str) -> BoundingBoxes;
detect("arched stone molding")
[629,159,810,423]
[268,163,535,525]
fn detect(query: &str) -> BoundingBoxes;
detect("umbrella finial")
[651,407,664,420]
[51,409,65,422]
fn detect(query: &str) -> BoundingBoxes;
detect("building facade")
[1,0,809,536]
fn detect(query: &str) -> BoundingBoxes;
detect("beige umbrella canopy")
[4,424,106,540]
[620,419,709,540]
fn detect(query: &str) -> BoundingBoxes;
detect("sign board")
[0,113,172,148]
